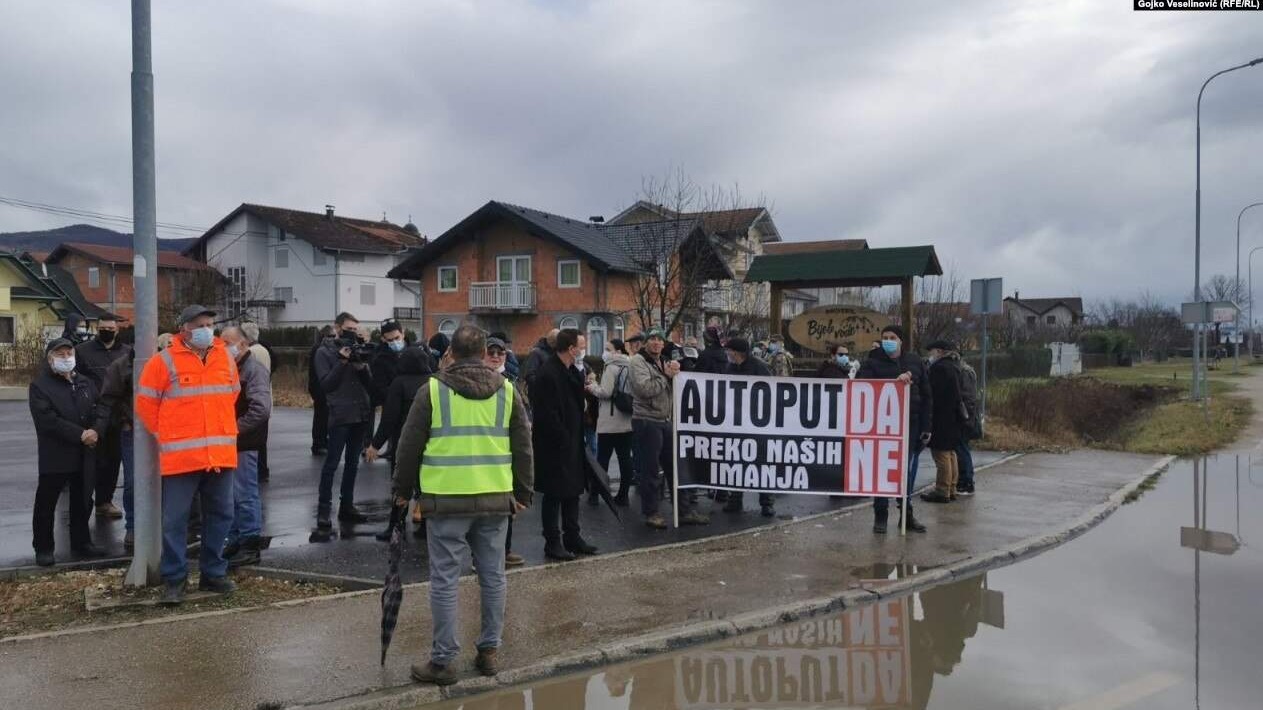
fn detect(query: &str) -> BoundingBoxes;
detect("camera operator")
[312,312,374,529]
[368,321,407,459]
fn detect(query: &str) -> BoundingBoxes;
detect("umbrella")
[584,449,621,520]
[379,503,406,666]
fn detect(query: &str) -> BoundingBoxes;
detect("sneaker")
[198,575,237,594]
[411,661,457,686]
[160,579,187,606]
[96,503,124,519]
[644,514,668,530]
[956,484,975,497]
[761,505,775,518]
[680,511,710,526]
[35,551,54,567]
[338,505,369,523]
[919,490,952,504]
[475,648,499,677]
[505,552,525,567]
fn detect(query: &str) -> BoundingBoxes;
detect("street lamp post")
[1193,56,1263,399]
[1233,202,1263,372]
[1249,245,1263,359]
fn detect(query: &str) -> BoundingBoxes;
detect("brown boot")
[475,647,499,676]
[411,661,457,686]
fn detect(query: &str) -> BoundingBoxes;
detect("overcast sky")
[1,0,1261,307]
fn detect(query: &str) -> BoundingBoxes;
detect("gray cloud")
[2,0,1261,306]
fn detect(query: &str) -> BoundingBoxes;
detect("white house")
[1004,293,1084,331]
[184,204,426,329]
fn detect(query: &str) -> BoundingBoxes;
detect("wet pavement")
[415,450,1263,710]
[0,449,1167,710]
[0,402,1006,579]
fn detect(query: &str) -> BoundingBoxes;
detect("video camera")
[337,333,376,363]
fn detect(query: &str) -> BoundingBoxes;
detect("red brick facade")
[52,251,196,323]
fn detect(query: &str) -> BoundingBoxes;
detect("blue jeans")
[874,428,921,514]
[319,422,366,515]
[228,451,261,545]
[427,515,509,665]
[584,428,598,457]
[120,432,135,533]
[161,470,234,583]
[956,440,975,488]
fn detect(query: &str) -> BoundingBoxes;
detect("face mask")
[52,356,76,374]
[768,343,782,354]
[496,364,506,374]
[97,330,116,345]
[76,327,87,335]
[836,354,850,366]
[602,351,614,363]
[881,340,899,355]
[927,353,939,365]
[188,326,214,349]
[388,339,405,353]
[226,344,240,359]
[574,357,585,372]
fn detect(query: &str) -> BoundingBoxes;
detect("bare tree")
[913,269,971,346]
[1201,274,1245,303]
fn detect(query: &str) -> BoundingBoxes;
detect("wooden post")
[769,283,784,337]
[901,277,915,351]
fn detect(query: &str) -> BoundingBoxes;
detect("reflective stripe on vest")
[420,378,514,495]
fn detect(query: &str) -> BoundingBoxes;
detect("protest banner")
[673,372,910,505]
[672,598,912,709]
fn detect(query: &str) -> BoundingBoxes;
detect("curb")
[295,453,1175,710]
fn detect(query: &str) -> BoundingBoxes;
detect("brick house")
[387,201,729,356]
[45,242,216,323]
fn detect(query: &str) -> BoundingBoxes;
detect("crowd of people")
[27,304,982,680]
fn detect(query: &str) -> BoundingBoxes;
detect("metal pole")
[126,0,161,587]
[1234,203,1263,373]
[1193,57,1263,398]
[980,315,989,425]
[1250,246,1263,360]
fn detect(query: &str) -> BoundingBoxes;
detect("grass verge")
[1118,395,1253,456]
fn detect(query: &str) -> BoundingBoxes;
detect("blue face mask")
[836,354,850,366]
[768,343,782,354]
[881,340,898,355]
[388,339,405,353]
[189,326,214,349]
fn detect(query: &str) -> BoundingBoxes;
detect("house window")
[684,322,696,340]
[0,315,14,345]
[438,318,458,336]
[273,287,293,303]
[558,260,581,288]
[437,266,458,292]
[559,316,579,331]
[1026,316,1036,326]
[587,316,606,356]
[275,248,289,268]
[613,316,625,341]
[228,266,247,317]
[268,224,282,241]
[360,282,376,306]
[312,249,327,266]
[1046,315,1056,325]
[87,267,99,288]
[498,255,531,284]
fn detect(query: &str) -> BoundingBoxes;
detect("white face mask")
[602,351,615,363]
[574,359,585,372]
[226,344,241,359]
[496,364,506,374]
[52,355,76,374]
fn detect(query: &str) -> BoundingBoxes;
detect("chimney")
[1014,290,1020,301]
[325,204,335,219]
[589,215,605,223]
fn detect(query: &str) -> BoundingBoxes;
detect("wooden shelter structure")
[745,244,943,349]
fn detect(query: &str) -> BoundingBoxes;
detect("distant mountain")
[0,224,197,254]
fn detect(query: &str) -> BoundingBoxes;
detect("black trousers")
[540,494,580,542]
[311,395,328,450]
[93,429,123,506]
[598,432,635,496]
[33,470,91,553]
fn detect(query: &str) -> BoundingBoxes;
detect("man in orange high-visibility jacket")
[136,305,241,606]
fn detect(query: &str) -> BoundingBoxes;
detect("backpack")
[610,364,634,415]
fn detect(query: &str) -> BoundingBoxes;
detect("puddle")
[420,452,1263,708]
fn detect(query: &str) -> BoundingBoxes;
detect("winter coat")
[956,355,981,440]
[695,344,728,375]
[767,350,794,377]
[94,352,134,433]
[815,359,853,380]
[504,350,521,381]
[857,347,933,437]
[235,351,273,452]
[313,337,374,427]
[29,367,99,475]
[249,342,274,374]
[928,356,964,451]
[306,339,325,400]
[530,354,588,498]
[520,337,553,397]
[369,342,401,406]
[628,351,673,422]
[371,347,432,455]
[74,338,131,392]
[592,353,634,434]
[392,358,534,516]
[727,355,772,377]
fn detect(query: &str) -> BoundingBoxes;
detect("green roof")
[744,245,942,286]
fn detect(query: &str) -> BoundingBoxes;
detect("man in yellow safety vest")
[392,324,534,686]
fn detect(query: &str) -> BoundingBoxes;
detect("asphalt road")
[0,402,1000,581]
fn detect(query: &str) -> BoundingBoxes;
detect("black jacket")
[93,352,134,433]
[371,347,432,455]
[928,357,964,451]
[370,342,402,407]
[306,339,325,400]
[313,337,374,427]
[521,338,553,397]
[696,344,729,375]
[726,355,771,377]
[29,367,99,475]
[74,338,131,392]
[815,359,852,379]
[531,354,587,498]
[857,347,933,436]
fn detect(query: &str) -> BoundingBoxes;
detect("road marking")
[1055,671,1181,710]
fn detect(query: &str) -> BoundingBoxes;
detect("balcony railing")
[393,307,421,321]
[470,282,537,312]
